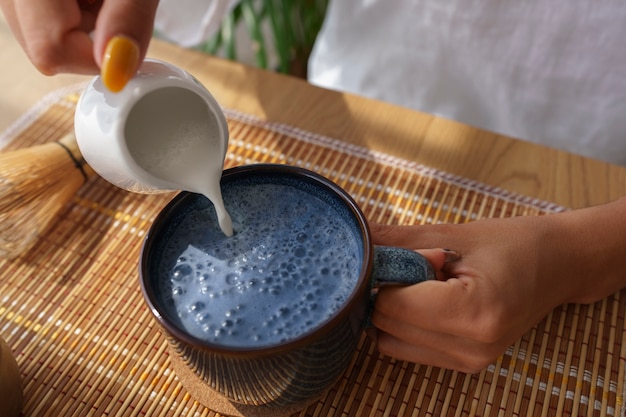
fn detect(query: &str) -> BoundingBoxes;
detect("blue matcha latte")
[156,180,363,348]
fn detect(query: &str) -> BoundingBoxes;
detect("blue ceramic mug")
[139,164,433,408]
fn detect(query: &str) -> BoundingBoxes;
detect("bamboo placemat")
[1,86,624,417]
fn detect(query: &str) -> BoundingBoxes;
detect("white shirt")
[155,1,626,166]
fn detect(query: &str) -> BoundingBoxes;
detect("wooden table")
[2,13,626,417]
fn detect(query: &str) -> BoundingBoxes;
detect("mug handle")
[372,246,435,287]
[364,246,435,329]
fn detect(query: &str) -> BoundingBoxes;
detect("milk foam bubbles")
[157,182,362,348]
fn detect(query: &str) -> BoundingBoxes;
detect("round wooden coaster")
[168,350,324,417]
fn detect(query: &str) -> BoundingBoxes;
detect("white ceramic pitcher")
[74,58,229,195]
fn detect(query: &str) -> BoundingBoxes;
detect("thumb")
[92,0,160,91]
[369,222,451,249]
[414,248,462,281]
[415,248,447,269]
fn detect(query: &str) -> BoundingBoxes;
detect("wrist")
[539,198,626,305]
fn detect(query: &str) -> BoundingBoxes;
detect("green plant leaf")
[197,0,329,76]
[241,0,268,69]
[266,0,290,73]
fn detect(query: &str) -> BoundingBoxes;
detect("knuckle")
[457,351,497,374]
[27,39,65,75]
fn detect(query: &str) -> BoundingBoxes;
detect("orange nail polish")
[101,35,139,93]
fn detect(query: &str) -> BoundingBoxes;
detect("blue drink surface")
[156,181,363,348]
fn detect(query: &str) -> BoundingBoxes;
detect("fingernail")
[442,248,461,263]
[101,35,139,92]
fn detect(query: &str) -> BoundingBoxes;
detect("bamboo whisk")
[0,134,94,258]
